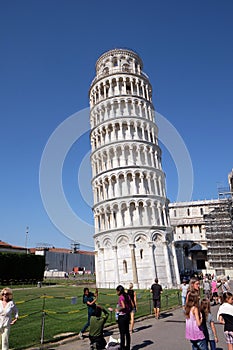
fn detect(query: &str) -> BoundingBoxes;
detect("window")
[200,208,203,215]
[196,259,206,269]
[187,208,190,216]
[184,246,189,257]
[140,249,143,259]
[103,67,109,75]
[122,64,129,72]
[174,209,177,217]
[123,260,127,274]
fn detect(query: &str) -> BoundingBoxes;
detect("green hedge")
[0,253,45,284]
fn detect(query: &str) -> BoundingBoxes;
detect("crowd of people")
[78,278,163,350]
[1,275,232,350]
[79,275,232,350]
[183,275,233,350]
[78,283,137,350]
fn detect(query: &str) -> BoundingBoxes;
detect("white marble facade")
[89,49,180,289]
[169,198,233,278]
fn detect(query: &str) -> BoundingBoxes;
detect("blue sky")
[1,0,232,250]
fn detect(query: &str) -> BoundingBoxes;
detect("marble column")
[149,241,157,278]
[94,250,100,287]
[172,242,181,285]
[99,248,106,287]
[129,243,139,288]
[113,245,120,286]
[163,241,172,287]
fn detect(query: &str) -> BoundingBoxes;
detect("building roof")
[0,240,26,251]
[189,244,207,251]
[31,247,95,255]
[0,241,94,255]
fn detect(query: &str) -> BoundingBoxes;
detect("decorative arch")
[117,235,129,246]
[95,240,101,249]
[103,237,112,248]
[151,231,163,243]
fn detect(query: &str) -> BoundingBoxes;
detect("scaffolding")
[204,198,233,276]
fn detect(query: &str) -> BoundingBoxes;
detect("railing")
[91,68,150,86]
[12,287,182,348]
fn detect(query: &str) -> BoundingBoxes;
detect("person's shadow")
[135,325,152,332]
[160,312,173,319]
[131,340,154,349]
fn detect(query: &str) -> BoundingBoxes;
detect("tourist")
[0,288,19,350]
[211,278,219,305]
[200,298,218,350]
[150,278,163,319]
[185,292,208,350]
[89,305,109,350]
[203,278,211,300]
[217,278,223,304]
[127,283,137,334]
[180,279,189,311]
[116,285,132,350]
[187,277,201,299]
[78,287,98,339]
[217,291,233,350]
[222,277,230,294]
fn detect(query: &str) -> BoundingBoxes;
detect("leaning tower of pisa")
[89,48,180,289]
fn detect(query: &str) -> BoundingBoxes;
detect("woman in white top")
[0,288,18,350]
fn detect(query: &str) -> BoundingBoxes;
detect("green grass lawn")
[5,285,181,349]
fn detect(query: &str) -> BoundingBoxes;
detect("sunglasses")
[2,293,9,296]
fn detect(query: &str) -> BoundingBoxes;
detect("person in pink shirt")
[116,285,132,350]
[185,292,208,350]
[211,279,218,305]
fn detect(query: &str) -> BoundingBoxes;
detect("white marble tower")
[89,48,180,289]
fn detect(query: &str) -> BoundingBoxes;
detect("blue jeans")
[81,309,94,333]
[209,340,216,350]
[190,339,208,350]
[182,296,186,306]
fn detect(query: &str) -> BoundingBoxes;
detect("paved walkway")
[33,304,226,350]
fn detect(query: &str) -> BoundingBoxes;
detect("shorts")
[153,299,161,308]
[224,331,233,344]
[131,307,137,314]
[212,292,218,297]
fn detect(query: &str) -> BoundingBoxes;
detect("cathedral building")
[169,170,233,279]
[89,48,180,289]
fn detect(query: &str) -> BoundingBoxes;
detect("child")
[217,291,233,350]
[200,298,218,350]
[185,292,208,350]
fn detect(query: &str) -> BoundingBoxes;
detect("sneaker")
[78,331,83,340]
